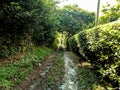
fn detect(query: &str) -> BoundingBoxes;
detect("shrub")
[68,20,120,89]
[0,35,25,58]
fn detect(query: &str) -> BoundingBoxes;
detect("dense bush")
[68,20,120,89]
[0,0,57,57]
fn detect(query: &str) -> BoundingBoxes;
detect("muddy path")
[14,51,103,90]
[14,53,57,90]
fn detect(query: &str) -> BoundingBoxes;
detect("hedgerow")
[68,20,120,89]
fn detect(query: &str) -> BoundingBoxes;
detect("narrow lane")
[15,51,102,90]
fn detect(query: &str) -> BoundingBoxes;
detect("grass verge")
[0,47,52,89]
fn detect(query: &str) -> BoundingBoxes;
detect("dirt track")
[14,53,56,90]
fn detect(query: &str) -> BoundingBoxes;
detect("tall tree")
[32,0,59,46]
[57,5,95,36]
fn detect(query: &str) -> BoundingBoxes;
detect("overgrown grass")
[0,47,52,89]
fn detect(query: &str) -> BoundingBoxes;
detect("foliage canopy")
[56,5,95,36]
[99,0,120,24]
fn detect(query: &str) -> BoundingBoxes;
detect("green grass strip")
[0,47,52,89]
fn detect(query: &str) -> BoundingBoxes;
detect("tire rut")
[13,53,56,90]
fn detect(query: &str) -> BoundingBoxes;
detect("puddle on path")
[60,52,78,90]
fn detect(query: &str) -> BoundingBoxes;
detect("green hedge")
[68,35,79,54]
[68,20,120,89]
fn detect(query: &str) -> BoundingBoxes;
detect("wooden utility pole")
[95,0,100,26]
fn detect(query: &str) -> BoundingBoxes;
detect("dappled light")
[55,31,67,50]
[77,62,93,68]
